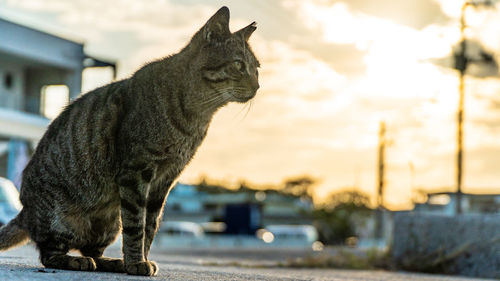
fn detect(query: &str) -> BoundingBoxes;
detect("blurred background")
[0,0,500,250]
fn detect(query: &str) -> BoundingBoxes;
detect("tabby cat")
[0,6,259,276]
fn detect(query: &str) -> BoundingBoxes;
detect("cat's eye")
[233,60,244,71]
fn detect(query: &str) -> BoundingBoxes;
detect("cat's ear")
[203,6,231,43]
[234,22,257,41]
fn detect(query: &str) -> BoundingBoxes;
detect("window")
[4,73,13,90]
[82,67,114,94]
[40,85,69,119]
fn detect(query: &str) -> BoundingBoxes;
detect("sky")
[1,0,500,209]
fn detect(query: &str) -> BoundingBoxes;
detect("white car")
[0,177,22,226]
[154,221,205,248]
[158,221,204,237]
[257,225,323,249]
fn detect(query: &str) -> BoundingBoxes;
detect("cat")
[0,6,259,276]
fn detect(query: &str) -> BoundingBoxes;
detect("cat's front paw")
[125,260,158,276]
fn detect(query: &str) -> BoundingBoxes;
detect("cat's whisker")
[234,100,250,120]
[199,95,222,106]
[199,88,230,107]
[243,100,253,120]
[199,90,233,114]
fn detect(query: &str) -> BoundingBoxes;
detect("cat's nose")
[251,77,260,91]
[254,81,260,91]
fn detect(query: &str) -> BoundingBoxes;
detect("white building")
[165,183,314,227]
[413,191,500,215]
[0,18,114,187]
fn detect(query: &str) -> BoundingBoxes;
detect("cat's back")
[22,79,129,196]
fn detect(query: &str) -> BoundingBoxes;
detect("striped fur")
[0,6,259,276]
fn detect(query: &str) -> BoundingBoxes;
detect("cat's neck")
[132,53,221,131]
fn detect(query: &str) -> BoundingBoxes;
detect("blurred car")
[154,221,205,248]
[257,224,323,250]
[200,221,226,234]
[0,177,22,227]
[158,221,204,237]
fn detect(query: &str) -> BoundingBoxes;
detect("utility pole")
[409,161,415,196]
[453,0,496,215]
[377,121,386,208]
[375,121,386,240]
[454,2,468,215]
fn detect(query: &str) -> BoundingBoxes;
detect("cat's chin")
[231,93,256,103]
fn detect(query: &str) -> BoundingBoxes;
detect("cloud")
[338,0,449,29]
[183,1,500,207]
[3,0,500,208]
[254,39,346,102]
[3,0,215,75]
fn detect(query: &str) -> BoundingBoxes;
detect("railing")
[0,108,49,141]
[0,93,42,116]
[0,93,22,111]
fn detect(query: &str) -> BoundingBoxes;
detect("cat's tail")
[0,210,29,251]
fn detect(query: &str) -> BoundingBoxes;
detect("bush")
[313,190,371,245]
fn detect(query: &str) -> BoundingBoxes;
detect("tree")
[282,176,317,199]
[313,190,372,245]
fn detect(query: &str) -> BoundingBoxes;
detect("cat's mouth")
[231,92,256,103]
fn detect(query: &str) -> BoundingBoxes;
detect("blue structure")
[224,204,261,235]
[164,183,313,230]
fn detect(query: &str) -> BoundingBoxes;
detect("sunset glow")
[2,0,500,209]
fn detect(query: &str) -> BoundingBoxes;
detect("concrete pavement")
[0,244,494,281]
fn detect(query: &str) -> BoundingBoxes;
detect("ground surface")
[0,244,494,281]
